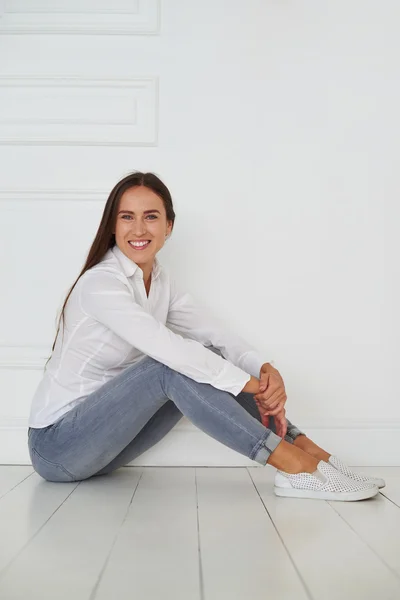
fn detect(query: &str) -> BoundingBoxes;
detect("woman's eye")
[121,215,157,220]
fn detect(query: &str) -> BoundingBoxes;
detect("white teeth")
[130,240,150,247]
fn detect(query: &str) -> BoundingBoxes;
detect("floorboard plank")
[196,467,310,600]
[0,472,78,577]
[93,468,201,600]
[249,466,400,600]
[0,466,33,500]
[329,492,400,581]
[1,466,399,600]
[0,468,141,599]
[358,467,400,508]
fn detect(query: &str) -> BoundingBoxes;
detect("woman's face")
[114,185,172,273]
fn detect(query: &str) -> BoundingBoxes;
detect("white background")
[0,0,399,465]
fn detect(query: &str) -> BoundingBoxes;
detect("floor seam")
[327,498,400,584]
[246,467,314,600]
[89,470,144,600]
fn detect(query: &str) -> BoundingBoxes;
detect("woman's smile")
[128,240,152,250]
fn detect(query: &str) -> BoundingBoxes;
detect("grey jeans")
[28,351,305,482]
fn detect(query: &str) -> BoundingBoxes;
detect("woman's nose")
[132,223,147,235]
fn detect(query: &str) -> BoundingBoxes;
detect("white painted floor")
[0,466,399,600]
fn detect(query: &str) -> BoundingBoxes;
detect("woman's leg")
[28,356,296,482]
[91,400,183,476]
[292,434,331,461]
[234,391,305,444]
[93,344,308,477]
[92,389,306,477]
[206,344,306,444]
[235,392,334,464]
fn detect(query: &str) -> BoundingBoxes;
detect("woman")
[28,172,384,501]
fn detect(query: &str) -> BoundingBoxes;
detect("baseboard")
[1,417,399,467]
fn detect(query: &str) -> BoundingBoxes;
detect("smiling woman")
[113,186,173,286]
[26,170,383,500]
[43,171,175,366]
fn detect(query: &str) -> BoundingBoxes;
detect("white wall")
[0,0,399,466]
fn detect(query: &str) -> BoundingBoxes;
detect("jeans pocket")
[30,447,75,483]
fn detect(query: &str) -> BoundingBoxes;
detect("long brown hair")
[44,171,176,370]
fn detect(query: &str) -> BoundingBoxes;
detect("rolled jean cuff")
[285,425,306,442]
[251,430,283,465]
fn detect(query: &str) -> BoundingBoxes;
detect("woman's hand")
[254,399,288,439]
[273,408,288,438]
[253,370,287,416]
[254,365,288,438]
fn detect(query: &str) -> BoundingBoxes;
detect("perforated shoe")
[328,455,386,489]
[274,460,379,501]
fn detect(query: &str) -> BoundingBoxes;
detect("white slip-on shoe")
[274,460,379,501]
[328,455,386,489]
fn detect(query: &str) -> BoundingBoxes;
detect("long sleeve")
[166,277,271,379]
[78,271,251,396]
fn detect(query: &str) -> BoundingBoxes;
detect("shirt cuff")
[226,372,252,397]
[238,351,274,379]
[212,362,252,397]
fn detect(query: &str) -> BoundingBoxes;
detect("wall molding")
[0,76,158,146]
[2,417,400,467]
[0,345,50,370]
[0,0,160,35]
[0,189,107,203]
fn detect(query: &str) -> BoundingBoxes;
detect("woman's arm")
[78,271,252,397]
[241,375,262,394]
[166,276,272,379]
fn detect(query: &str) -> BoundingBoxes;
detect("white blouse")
[28,245,270,427]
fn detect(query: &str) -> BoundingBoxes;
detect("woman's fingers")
[256,405,284,418]
[277,420,288,438]
[254,388,287,410]
[274,410,287,438]
[255,394,287,435]
[256,396,286,416]
[256,401,287,437]
[255,374,287,407]
[254,398,270,428]
[264,404,285,416]
[266,399,283,411]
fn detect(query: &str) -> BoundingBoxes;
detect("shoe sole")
[273,485,379,501]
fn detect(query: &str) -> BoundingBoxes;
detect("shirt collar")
[110,244,161,280]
